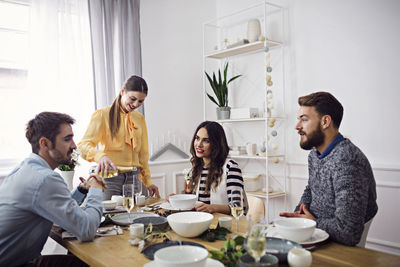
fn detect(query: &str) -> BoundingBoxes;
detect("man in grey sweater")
[280,92,378,246]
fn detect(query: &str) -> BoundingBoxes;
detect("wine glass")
[230,190,244,233]
[247,224,268,265]
[123,184,135,224]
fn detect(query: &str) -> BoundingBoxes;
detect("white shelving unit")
[202,1,287,223]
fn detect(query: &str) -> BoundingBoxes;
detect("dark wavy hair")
[109,75,148,138]
[26,112,75,154]
[298,91,344,129]
[189,121,229,193]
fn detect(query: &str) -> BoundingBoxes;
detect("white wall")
[141,0,400,255]
[141,0,216,155]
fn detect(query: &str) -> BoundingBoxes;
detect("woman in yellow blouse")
[78,75,160,200]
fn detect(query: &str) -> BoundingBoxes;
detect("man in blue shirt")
[280,92,378,246]
[0,112,106,267]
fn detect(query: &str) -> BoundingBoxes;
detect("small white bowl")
[111,195,124,206]
[102,200,117,210]
[274,218,316,242]
[169,194,197,210]
[287,248,312,267]
[167,212,213,237]
[154,245,208,267]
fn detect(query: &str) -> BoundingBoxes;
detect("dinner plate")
[143,258,224,267]
[267,227,329,245]
[143,240,206,260]
[111,212,159,226]
[245,237,302,263]
[103,206,126,214]
[132,216,169,232]
[159,201,202,211]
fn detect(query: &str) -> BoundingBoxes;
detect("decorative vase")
[216,106,231,120]
[60,170,75,191]
[247,19,261,42]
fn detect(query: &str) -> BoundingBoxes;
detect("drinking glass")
[247,224,268,265]
[123,184,135,224]
[230,189,244,233]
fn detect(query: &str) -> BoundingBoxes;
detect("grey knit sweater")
[296,139,378,246]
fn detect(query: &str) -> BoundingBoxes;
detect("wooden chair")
[246,195,265,223]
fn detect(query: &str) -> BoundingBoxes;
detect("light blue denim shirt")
[0,153,103,267]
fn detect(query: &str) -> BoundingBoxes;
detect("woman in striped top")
[186,121,248,215]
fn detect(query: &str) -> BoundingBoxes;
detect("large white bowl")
[154,245,208,267]
[167,212,213,237]
[169,194,197,210]
[274,218,316,242]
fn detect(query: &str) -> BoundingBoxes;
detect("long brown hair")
[189,121,229,193]
[109,75,148,138]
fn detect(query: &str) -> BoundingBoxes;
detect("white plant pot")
[60,170,75,191]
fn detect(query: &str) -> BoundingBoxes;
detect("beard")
[49,147,73,166]
[299,125,325,150]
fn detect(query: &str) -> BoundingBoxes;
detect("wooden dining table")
[50,198,400,267]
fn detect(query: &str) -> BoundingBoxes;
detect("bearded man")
[0,112,106,267]
[280,92,378,246]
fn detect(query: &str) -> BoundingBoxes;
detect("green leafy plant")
[57,149,79,171]
[200,224,231,242]
[209,235,246,267]
[205,62,241,107]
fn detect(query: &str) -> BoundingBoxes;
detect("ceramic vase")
[60,170,74,191]
[247,19,261,42]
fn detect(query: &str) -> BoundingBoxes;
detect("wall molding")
[150,173,166,197]
[172,171,184,194]
[367,238,400,250]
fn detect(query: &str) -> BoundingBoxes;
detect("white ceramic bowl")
[102,200,117,210]
[274,218,316,242]
[154,245,208,267]
[167,212,213,237]
[287,248,312,267]
[169,194,197,210]
[111,195,124,206]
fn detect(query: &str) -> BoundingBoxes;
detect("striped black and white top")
[197,159,248,215]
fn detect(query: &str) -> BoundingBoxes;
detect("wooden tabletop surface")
[50,198,400,267]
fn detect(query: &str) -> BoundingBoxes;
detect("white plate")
[111,212,159,226]
[267,227,329,245]
[160,201,201,211]
[143,258,224,267]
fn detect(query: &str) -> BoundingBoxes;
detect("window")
[0,0,95,161]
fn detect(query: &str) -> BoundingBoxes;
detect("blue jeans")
[102,169,148,200]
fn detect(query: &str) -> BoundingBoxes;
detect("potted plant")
[57,149,79,190]
[205,62,241,120]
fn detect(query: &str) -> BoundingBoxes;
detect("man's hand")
[166,193,176,202]
[97,155,117,177]
[279,203,315,220]
[79,175,107,192]
[147,184,160,198]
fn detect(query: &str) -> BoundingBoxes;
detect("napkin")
[61,226,123,239]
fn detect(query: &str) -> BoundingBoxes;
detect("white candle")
[129,223,144,239]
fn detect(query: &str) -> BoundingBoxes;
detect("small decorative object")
[266,75,272,81]
[247,19,261,42]
[265,61,271,67]
[227,39,249,49]
[265,51,270,58]
[57,149,80,190]
[267,92,273,99]
[268,103,274,110]
[214,45,218,50]
[205,62,242,120]
[267,80,273,87]
[267,66,273,72]
[271,130,278,137]
[259,35,266,41]
[272,144,278,150]
[264,46,269,52]
[273,157,280,163]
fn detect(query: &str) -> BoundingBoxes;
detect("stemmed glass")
[123,184,135,224]
[247,224,268,265]
[230,189,244,233]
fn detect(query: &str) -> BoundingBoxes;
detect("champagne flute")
[123,184,135,224]
[230,190,244,233]
[247,224,268,265]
